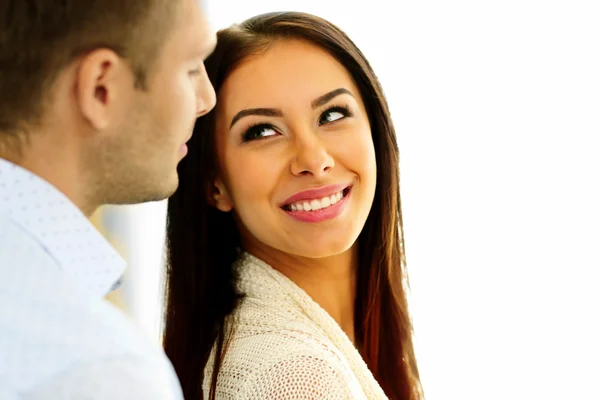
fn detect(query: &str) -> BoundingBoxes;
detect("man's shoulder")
[0,281,165,392]
[0,215,175,397]
[22,354,183,400]
[0,289,176,397]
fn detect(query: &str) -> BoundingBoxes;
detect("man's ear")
[208,177,233,212]
[75,49,133,131]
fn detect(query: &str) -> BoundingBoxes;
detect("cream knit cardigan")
[203,252,388,399]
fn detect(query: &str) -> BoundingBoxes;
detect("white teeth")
[310,199,322,211]
[288,190,345,212]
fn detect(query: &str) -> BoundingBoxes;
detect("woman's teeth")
[289,190,344,212]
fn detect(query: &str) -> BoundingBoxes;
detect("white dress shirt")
[0,159,183,400]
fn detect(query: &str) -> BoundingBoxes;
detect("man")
[0,0,216,398]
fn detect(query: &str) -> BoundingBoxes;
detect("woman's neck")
[246,244,358,344]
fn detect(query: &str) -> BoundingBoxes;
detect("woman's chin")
[286,239,356,260]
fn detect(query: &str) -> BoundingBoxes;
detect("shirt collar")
[0,158,126,297]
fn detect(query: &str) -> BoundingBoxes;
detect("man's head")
[0,0,216,210]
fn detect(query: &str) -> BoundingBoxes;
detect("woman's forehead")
[218,39,359,112]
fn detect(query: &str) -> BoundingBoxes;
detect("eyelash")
[241,104,353,142]
[318,104,352,126]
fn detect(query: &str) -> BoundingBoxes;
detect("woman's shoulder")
[227,296,342,360]
[210,327,363,399]
[231,320,343,361]
[232,293,317,329]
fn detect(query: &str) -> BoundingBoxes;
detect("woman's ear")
[208,177,233,212]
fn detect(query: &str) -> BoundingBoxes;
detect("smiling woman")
[164,12,423,400]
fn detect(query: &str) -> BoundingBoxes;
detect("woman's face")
[212,39,377,259]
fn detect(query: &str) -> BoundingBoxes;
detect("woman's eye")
[243,124,278,142]
[319,107,350,125]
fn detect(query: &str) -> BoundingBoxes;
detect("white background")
[113,1,600,399]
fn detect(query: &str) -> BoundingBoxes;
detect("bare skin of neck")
[245,241,358,345]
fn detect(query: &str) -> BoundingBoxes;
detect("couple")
[0,1,423,399]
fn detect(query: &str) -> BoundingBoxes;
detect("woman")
[164,11,423,400]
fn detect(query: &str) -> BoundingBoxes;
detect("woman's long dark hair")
[164,12,423,400]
